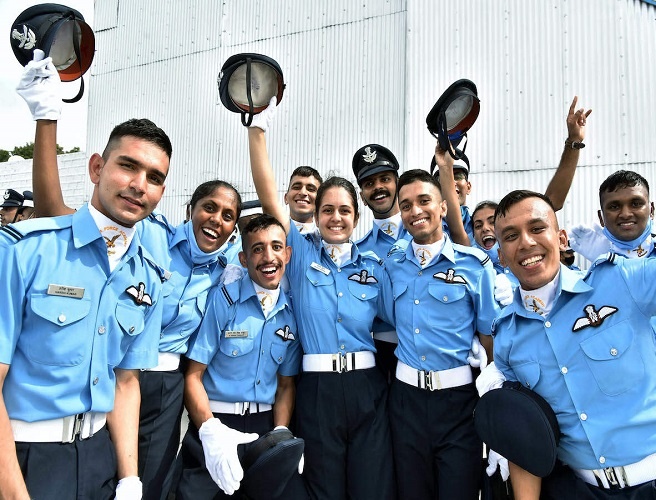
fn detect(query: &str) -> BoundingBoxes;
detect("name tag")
[47,284,85,299]
[225,330,248,338]
[310,262,330,275]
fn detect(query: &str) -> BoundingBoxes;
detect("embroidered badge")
[362,146,377,163]
[415,247,431,266]
[381,221,397,236]
[572,304,618,332]
[101,226,128,256]
[348,270,378,284]
[433,268,466,284]
[257,291,274,309]
[125,282,153,306]
[523,296,546,315]
[275,325,296,341]
[11,25,36,50]
[325,245,341,263]
[634,244,648,258]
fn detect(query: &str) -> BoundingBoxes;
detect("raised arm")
[435,142,470,245]
[247,98,291,233]
[544,96,592,212]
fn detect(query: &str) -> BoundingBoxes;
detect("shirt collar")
[404,233,455,266]
[238,274,291,311]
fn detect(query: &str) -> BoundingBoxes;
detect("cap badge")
[362,146,377,164]
[3,191,10,200]
[11,25,36,50]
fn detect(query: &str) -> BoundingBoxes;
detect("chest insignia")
[275,325,295,341]
[433,268,466,284]
[125,282,152,306]
[348,270,378,284]
[572,304,618,332]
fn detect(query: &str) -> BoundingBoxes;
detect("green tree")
[0,142,80,161]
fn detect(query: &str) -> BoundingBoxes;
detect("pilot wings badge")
[348,270,378,284]
[433,268,466,284]
[125,282,153,306]
[572,304,618,332]
[275,325,295,341]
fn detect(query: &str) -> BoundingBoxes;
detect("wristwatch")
[565,138,585,149]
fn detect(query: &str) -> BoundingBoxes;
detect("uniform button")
[580,413,588,421]
[98,326,106,335]
[421,355,426,361]
[414,328,420,334]
[442,296,448,302]
[58,314,66,323]
[93,377,99,385]
[337,317,342,322]
[610,348,618,356]
[257,380,261,385]
[160,333,164,339]
[418,271,422,276]
[312,281,318,285]
[232,350,238,356]
[262,350,265,354]
[278,356,283,362]
[414,299,420,305]
[340,344,345,350]
[129,326,135,333]
[338,292,343,297]
[561,366,568,374]
[599,456,606,464]
[337,269,342,273]
[545,321,552,328]
[361,294,366,298]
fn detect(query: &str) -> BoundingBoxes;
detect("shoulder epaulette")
[219,280,241,306]
[146,211,174,234]
[0,224,24,243]
[359,250,383,265]
[0,216,71,243]
[589,251,617,270]
[387,239,409,258]
[453,243,491,267]
[141,251,173,282]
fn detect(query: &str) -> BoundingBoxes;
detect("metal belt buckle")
[594,467,626,490]
[240,402,251,415]
[67,413,85,443]
[419,371,442,391]
[332,353,348,373]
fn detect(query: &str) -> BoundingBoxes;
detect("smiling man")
[177,214,307,499]
[285,166,323,234]
[490,189,656,499]
[352,143,412,382]
[382,162,499,499]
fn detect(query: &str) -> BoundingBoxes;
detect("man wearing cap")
[352,143,411,382]
[489,189,656,499]
[16,191,35,221]
[380,144,499,499]
[177,214,307,499]
[0,189,25,226]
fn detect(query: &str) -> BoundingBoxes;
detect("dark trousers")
[16,427,117,500]
[540,462,656,499]
[295,368,395,500]
[176,411,308,500]
[389,379,481,500]
[139,369,185,500]
[374,338,398,385]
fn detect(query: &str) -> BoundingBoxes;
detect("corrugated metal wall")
[86,0,656,256]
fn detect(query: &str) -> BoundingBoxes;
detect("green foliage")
[1,142,80,161]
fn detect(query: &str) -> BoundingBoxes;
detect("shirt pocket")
[28,293,92,366]
[580,320,643,396]
[218,337,255,380]
[347,280,379,302]
[304,267,334,309]
[116,302,146,337]
[270,342,287,365]
[511,360,541,390]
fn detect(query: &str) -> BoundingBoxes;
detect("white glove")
[466,336,488,369]
[494,273,514,307]
[486,450,510,482]
[16,49,62,121]
[199,418,259,495]
[248,96,278,132]
[568,223,610,262]
[114,476,142,500]
[475,362,506,397]
[274,425,304,474]
[220,263,245,285]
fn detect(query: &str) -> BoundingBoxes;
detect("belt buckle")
[240,402,252,415]
[595,467,627,490]
[63,413,85,443]
[332,353,348,373]
[420,370,441,391]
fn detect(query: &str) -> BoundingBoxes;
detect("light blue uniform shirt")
[0,205,164,421]
[356,222,412,339]
[383,237,499,371]
[286,223,392,354]
[187,275,301,404]
[138,213,226,354]
[493,259,656,470]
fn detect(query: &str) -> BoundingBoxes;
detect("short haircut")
[288,166,323,187]
[397,169,441,195]
[599,170,650,202]
[495,190,556,221]
[189,180,242,220]
[241,213,286,250]
[472,200,499,219]
[102,118,173,161]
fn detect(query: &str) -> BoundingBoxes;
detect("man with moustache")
[177,214,307,499]
[488,189,656,499]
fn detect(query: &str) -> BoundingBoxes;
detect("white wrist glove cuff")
[114,476,142,500]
